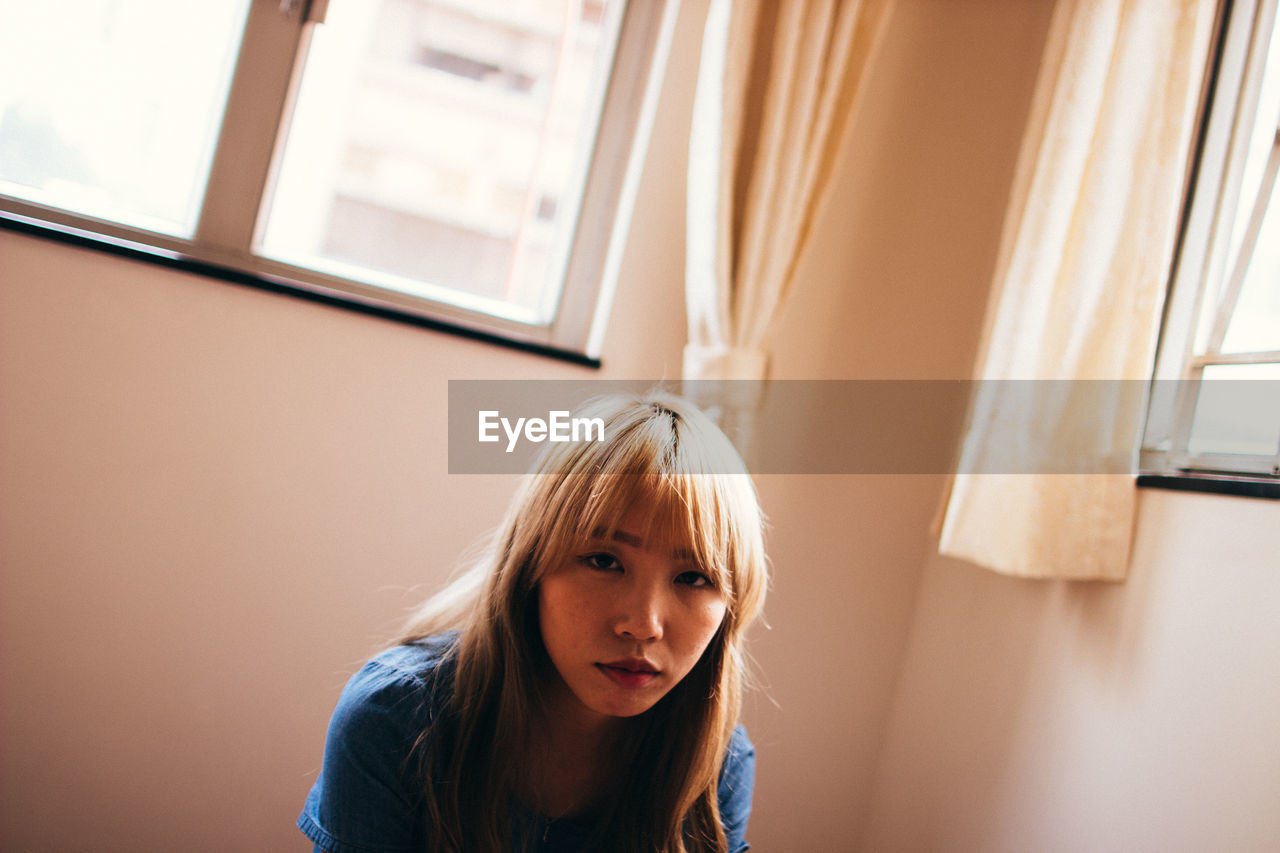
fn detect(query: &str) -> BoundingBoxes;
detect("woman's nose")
[615,585,664,641]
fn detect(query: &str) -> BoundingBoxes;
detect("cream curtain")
[938,0,1218,580]
[683,0,894,382]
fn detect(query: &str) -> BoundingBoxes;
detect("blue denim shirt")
[298,637,755,853]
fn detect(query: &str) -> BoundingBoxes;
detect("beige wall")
[744,1,1054,848]
[6,1,1274,852]
[862,489,1280,853]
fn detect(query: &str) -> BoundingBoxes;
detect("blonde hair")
[399,391,768,852]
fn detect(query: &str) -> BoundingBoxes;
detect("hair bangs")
[521,394,756,604]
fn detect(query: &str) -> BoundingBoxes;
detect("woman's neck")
[525,685,629,820]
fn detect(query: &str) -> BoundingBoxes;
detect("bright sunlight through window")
[0,1,249,236]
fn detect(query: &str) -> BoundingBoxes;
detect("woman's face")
[537,499,728,726]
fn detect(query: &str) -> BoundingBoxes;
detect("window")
[1143,0,1280,486]
[0,2,250,235]
[0,0,677,359]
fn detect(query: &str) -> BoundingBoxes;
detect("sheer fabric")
[939,0,1218,580]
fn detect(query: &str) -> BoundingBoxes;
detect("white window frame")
[1142,0,1280,484]
[0,0,680,361]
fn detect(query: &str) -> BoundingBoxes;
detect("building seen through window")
[260,0,622,320]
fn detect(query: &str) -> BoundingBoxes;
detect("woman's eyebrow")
[590,528,697,561]
[587,528,643,548]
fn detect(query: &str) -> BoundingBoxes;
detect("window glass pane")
[1226,17,1280,273]
[257,0,624,323]
[1187,363,1280,457]
[0,0,249,237]
[1221,185,1280,353]
[1199,15,1280,353]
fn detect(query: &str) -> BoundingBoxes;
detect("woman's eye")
[580,553,621,572]
[675,570,713,588]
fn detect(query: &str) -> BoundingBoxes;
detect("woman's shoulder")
[717,723,756,850]
[300,634,460,851]
[330,632,459,734]
[363,631,459,683]
[720,724,755,789]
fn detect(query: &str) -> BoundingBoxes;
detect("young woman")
[298,392,769,852]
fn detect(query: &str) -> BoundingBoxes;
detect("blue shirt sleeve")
[297,657,433,853]
[717,725,756,853]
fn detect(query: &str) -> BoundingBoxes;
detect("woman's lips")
[596,663,658,688]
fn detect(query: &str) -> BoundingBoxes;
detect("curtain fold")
[938,0,1218,581]
[684,0,893,382]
